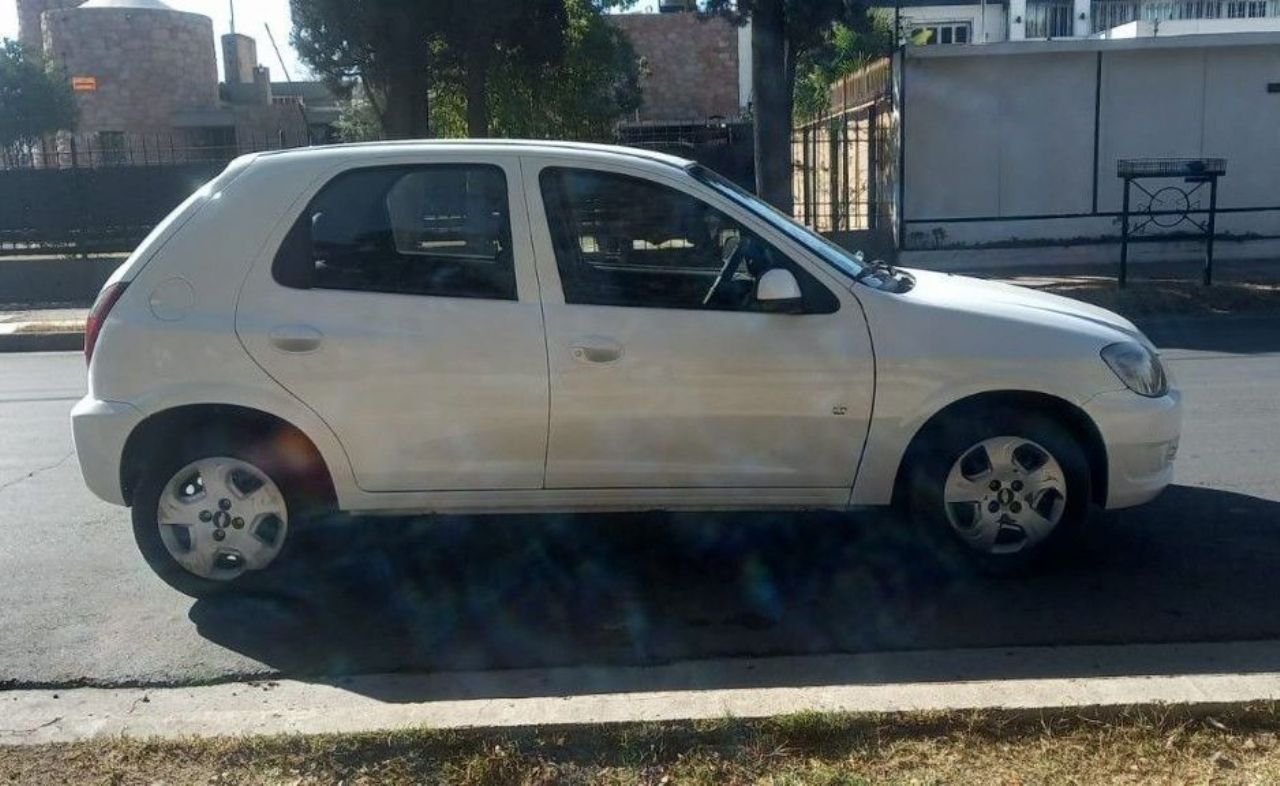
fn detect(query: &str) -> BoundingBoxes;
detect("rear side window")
[274,164,516,300]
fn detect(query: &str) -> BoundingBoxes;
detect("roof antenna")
[229,0,236,34]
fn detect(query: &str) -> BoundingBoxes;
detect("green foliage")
[432,0,642,139]
[291,0,640,140]
[703,0,872,52]
[290,0,439,137]
[0,38,78,149]
[334,92,384,142]
[794,15,893,121]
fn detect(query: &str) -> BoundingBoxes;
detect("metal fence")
[1,123,752,256]
[1,130,315,255]
[792,58,897,234]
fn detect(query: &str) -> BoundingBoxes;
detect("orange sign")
[72,76,98,92]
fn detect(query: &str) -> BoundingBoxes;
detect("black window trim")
[272,162,518,302]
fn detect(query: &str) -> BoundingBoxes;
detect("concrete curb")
[0,332,83,354]
[4,640,1280,746]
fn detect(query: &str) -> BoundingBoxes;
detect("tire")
[905,409,1092,575]
[131,429,314,598]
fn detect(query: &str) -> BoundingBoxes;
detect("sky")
[0,0,662,83]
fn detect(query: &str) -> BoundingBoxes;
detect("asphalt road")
[1,315,1278,690]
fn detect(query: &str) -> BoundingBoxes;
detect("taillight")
[85,282,128,366]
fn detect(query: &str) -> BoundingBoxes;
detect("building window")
[1226,0,1269,16]
[1026,2,1075,36]
[911,22,972,44]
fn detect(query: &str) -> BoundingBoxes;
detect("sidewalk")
[0,307,86,353]
[5,640,1280,746]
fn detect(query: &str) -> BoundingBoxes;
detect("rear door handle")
[570,336,623,365]
[269,325,324,354]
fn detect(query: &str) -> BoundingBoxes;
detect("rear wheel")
[132,434,303,597]
[907,411,1092,573]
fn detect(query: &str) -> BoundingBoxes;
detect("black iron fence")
[1,124,752,257]
[1,131,314,256]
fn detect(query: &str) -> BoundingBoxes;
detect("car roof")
[250,139,695,171]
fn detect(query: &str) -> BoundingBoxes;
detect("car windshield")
[687,163,868,279]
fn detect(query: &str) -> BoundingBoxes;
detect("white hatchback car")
[73,141,1181,596]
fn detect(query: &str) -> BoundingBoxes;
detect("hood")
[899,268,1146,343]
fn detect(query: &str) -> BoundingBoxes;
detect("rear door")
[236,155,549,492]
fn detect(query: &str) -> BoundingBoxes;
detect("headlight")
[1101,342,1169,397]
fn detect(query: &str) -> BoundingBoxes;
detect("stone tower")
[41,0,219,136]
[15,0,83,52]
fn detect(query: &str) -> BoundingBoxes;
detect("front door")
[236,157,549,492]
[527,161,875,491]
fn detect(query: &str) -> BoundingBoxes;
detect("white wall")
[900,37,1280,249]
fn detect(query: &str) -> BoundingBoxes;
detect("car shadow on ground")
[189,484,1280,700]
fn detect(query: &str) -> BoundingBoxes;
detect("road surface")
[1,315,1277,689]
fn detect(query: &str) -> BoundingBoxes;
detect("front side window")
[274,164,515,300]
[540,167,837,313]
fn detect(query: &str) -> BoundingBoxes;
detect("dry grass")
[5,703,1280,785]
[1007,275,1280,319]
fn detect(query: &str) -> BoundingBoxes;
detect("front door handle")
[570,336,623,365]
[269,325,324,354]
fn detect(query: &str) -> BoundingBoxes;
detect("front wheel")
[132,437,298,597]
[907,411,1092,574]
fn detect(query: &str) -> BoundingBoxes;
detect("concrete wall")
[610,13,741,121]
[901,35,1280,249]
[42,5,219,136]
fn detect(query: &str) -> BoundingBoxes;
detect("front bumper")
[70,396,144,507]
[1083,388,1183,509]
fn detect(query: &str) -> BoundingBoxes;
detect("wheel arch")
[119,404,338,509]
[890,390,1109,509]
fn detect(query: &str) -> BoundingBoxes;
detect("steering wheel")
[702,235,745,306]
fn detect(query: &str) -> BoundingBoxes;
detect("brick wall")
[610,13,741,122]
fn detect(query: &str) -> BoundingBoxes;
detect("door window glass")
[539,167,837,313]
[274,164,516,300]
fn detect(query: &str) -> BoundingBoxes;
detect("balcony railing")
[1092,0,1280,31]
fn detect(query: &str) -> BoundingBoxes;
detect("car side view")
[72,141,1182,597]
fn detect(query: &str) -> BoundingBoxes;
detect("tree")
[0,39,77,150]
[290,0,439,139]
[438,0,567,138]
[433,0,642,139]
[794,15,892,122]
[705,0,872,212]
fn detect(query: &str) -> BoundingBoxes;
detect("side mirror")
[756,268,803,313]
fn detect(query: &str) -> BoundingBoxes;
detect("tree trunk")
[380,71,431,139]
[465,45,491,138]
[750,0,794,214]
[378,20,432,140]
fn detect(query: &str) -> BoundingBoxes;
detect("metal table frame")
[1117,158,1226,287]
